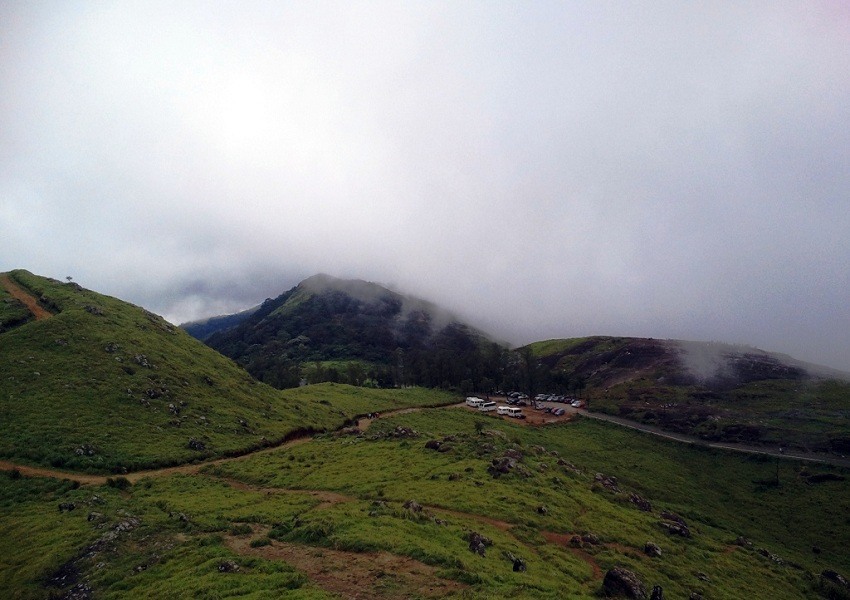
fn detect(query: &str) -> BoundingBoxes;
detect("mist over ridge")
[2,2,849,372]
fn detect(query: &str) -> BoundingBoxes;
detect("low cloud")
[2,2,849,371]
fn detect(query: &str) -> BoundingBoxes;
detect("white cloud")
[2,1,849,371]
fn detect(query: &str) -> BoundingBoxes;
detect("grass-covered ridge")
[527,336,850,452]
[0,270,456,474]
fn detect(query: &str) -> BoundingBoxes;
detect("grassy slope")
[3,403,847,598]
[0,270,455,473]
[530,337,850,450]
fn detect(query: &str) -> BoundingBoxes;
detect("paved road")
[533,400,850,469]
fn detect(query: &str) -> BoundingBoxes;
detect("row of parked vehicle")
[465,397,526,419]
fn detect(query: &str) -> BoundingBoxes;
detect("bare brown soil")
[0,274,53,320]
[225,525,467,600]
[540,531,603,580]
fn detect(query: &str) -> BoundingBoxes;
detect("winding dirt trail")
[0,405,451,486]
[0,274,53,320]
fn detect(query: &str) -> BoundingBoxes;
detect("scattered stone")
[650,585,664,600]
[62,582,93,599]
[757,548,783,564]
[133,354,152,368]
[595,473,620,493]
[695,572,710,582]
[659,511,687,526]
[733,536,753,547]
[689,593,703,600]
[477,442,496,454]
[558,458,580,473]
[187,438,206,452]
[75,444,97,456]
[204,375,214,386]
[536,505,548,515]
[448,473,462,481]
[503,448,523,460]
[433,517,448,526]
[84,305,104,316]
[467,531,493,556]
[392,425,418,439]
[59,502,76,512]
[488,456,518,478]
[425,439,442,451]
[104,342,120,353]
[658,521,691,538]
[629,492,652,512]
[602,566,647,599]
[218,560,240,573]
[531,445,548,455]
[55,338,68,346]
[821,570,850,589]
[403,499,422,513]
[569,535,583,548]
[581,533,600,545]
[644,542,662,558]
[87,512,105,522]
[504,551,527,572]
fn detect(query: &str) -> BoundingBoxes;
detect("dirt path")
[0,404,453,486]
[0,274,53,320]
[225,525,467,600]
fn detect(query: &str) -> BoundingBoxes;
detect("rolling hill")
[0,270,453,473]
[196,274,503,390]
[525,336,850,452]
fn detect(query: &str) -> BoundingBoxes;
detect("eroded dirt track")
[226,525,467,600]
[0,274,53,320]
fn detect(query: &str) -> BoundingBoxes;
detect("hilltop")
[196,274,503,390]
[525,336,850,452]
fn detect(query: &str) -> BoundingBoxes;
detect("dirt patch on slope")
[226,526,466,599]
[541,531,603,580]
[0,274,53,320]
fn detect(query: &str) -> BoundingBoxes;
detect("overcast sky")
[2,2,849,371]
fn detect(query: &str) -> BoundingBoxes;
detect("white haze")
[2,2,849,371]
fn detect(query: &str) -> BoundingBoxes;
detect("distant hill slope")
[526,336,850,451]
[201,274,501,390]
[0,270,411,473]
[181,305,259,341]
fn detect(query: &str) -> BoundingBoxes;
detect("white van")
[466,397,484,408]
[497,405,511,416]
[506,407,523,418]
[478,401,497,412]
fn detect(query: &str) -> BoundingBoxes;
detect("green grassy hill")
[526,336,850,452]
[0,270,454,474]
[201,274,502,391]
[2,404,848,599]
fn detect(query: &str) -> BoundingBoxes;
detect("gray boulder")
[603,566,647,599]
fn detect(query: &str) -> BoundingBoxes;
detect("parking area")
[462,396,582,426]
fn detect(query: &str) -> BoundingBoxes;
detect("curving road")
[537,401,850,469]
